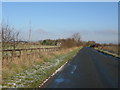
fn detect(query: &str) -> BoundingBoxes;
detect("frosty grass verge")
[3,48,80,88]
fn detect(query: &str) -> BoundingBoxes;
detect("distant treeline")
[39,38,81,48]
[39,39,98,48]
[11,39,118,49]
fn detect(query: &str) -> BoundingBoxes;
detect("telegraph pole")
[28,20,31,42]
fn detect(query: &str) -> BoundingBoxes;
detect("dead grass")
[98,45,118,54]
[95,45,120,58]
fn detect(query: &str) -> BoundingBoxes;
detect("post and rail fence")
[2,46,60,59]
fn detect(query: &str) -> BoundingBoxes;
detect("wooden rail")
[3,47,60,52]
[3,47,60,58]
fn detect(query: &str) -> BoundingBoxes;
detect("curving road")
[41,47,119,88]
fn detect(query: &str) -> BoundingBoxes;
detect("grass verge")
[94,47,120,58]
[2,47,83,88]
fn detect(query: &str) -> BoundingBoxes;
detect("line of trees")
[39,33,82,48]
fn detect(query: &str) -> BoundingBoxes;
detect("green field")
[3,44,59,50]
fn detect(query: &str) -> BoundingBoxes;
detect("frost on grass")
[3,53,72,88]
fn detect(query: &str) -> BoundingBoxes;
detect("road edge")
[39,47,83,88]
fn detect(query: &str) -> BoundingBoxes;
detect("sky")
[2,2,118,44]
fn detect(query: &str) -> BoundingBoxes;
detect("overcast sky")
[2,2,118,44]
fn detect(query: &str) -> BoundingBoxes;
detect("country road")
[41,47,119,88]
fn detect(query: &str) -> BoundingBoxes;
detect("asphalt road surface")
[41,47,119,88]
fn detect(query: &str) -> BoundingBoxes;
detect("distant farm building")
[56,42,61,46]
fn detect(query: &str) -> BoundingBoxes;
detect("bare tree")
[72,32,81,43]
[1,23,20,50]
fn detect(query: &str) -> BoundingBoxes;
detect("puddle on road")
[55,78,64,83]
[70,65,77,74]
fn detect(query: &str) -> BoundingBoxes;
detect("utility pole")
[28,20,31,42]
